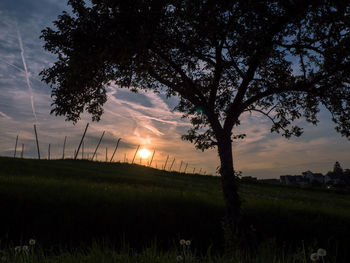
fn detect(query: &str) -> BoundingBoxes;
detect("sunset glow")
[139,148,151,159]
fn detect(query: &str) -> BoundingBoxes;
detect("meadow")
[0,156,349,262]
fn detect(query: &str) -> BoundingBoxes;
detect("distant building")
[280,167,349,187]
[281,171,324,185]
[311,173,324,184]
[280,175,308,185]
[324,173,342,185]
[302,171,324,184]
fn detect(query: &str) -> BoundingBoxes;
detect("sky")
[0,0,349,178]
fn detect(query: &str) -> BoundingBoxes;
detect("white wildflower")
[22,246,29,253]
[29,239,36,246]
[14,246,21,254]
[310,253,319,261]
[317,248,326,257]
[185,240,191,246]
[179,239,186,245]
[176,255,183,261]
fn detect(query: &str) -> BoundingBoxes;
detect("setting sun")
[139,148,151,159]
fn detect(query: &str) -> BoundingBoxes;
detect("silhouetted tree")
[333,161,343,176]
[40,0,350,240]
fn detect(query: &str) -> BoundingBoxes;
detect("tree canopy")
[41,0,350,237]
[41,0,350,151]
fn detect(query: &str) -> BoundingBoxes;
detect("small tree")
[40,0,350,237]
[333,161,343,176]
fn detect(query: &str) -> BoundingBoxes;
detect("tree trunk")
[217,134,241,242]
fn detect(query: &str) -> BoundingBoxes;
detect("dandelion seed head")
[310,253,319,261]
[317,248,326,257]
[179,239,186,245]
[185,240,191,246]
[29,239,36,246]
[14,246,21,254]
[176,255,183,261]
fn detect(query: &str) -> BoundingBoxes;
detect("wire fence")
[8,123,210,176]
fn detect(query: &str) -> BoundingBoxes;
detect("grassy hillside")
[0,157,349,260]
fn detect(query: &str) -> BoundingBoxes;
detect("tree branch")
[149,46,207,103]
[241,71,332,109]
[208,40,224,107]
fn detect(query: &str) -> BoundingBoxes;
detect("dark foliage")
[40,0,350,238]
[41,0,350,144]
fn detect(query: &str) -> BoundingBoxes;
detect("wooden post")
[74,149,76,159]
[91,130,105,161]
[131,145,140,164]
[75,123,89,160]
[62,136,67,159]
[14,135,18,158]
[149,150,155,167]
[184,163,188,173]
[169,158,175,171]
[48,144,51,160]
[163,155,169,170]
[193,167,196,174]
[34,124,40,159]
[110,138,121,162]
[178,161,183,173]
[21,144,24,158]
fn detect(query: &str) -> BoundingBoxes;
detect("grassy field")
[0,157,349,262]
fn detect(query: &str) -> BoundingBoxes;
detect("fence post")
[75,123,89,160]
[178,161,183,173]
[131,145,140,164]
[169,158,175,171]
[62,136,67,159]
[149,150,155,167]
[48,144,51,160]
[21,143,24,158]
[110,138,121,162]
[33,124,40,159]
[184,163,188,173]
[91,130,105,161]
[14,135,18,158]
[163,155,169,170]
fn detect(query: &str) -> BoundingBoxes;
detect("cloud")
[0,111,11,119]
[16,24,38,122]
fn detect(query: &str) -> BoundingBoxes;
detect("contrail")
[0,57,42,83]
[16,25,38,123]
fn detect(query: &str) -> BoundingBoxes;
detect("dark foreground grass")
[0,157,349,262]
[0,240,334,263]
